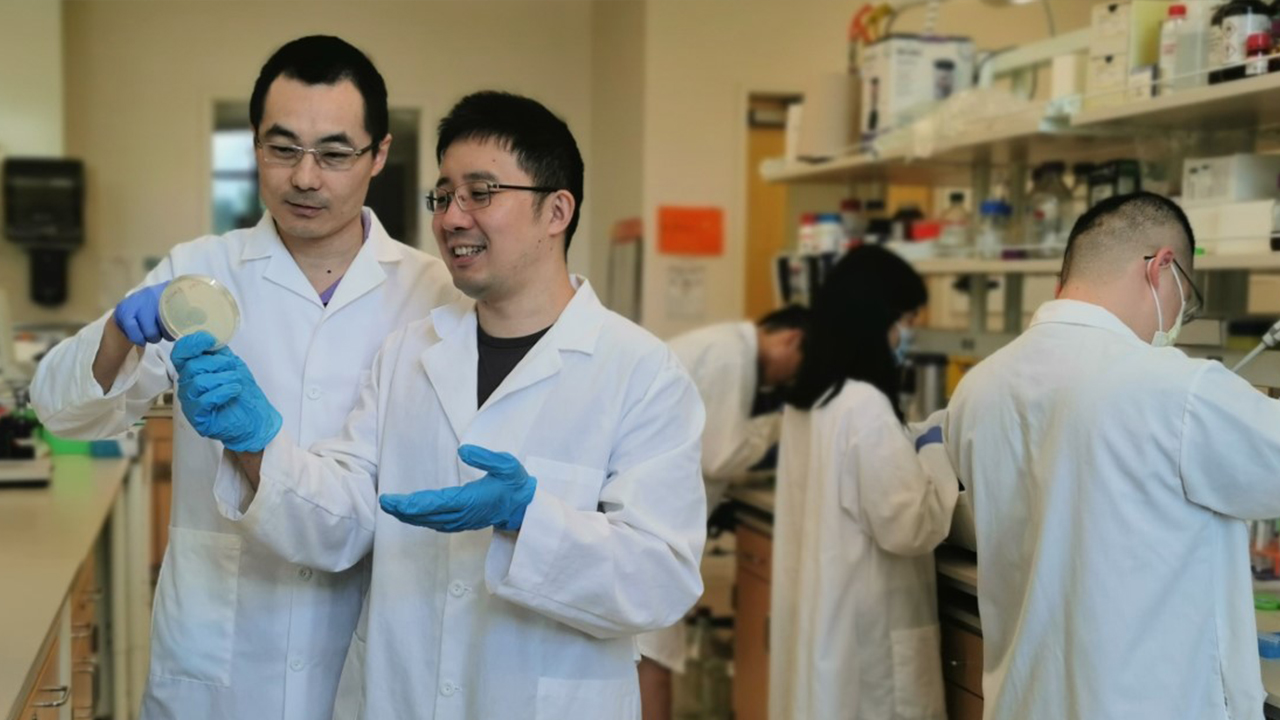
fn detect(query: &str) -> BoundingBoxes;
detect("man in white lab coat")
[945,192,1277,719]
[30,37,457,720]
[636,306,808,717]
[173,90,708,719]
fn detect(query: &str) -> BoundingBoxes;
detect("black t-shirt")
[477,323,552,407]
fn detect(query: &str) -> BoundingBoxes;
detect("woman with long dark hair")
[768,246,959,720]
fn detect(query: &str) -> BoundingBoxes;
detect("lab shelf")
[1072,72,1280,131]
[908,252,1280,276]
[761,109,1132,186]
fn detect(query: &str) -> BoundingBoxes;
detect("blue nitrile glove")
[171,331,282,453]
[113,281,172,346]
[915,425,943,452]
[380,444,537,532]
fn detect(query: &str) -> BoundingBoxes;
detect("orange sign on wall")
[658,206,724,256]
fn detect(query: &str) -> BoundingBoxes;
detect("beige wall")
[588,1,646,308]
[638,0,1095,338]
[0,0,65,325]
[56,0,594,325]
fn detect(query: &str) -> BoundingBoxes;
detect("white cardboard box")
[1182,154,1280,207]
[860,35,975,138]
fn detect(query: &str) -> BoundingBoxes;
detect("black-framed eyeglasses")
[255,138,376,171]
[1144,255,1204,324]
[425,181,560,215]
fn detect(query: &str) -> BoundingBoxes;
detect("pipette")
[1232,319,1280,373]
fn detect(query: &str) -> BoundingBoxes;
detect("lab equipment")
[815,213,845,253]
[938,192,971,255]
[3,158,84,306]
[1088,160,1142,208]
[172,332,282,452]
[1260,631,1280,658]
[840,199,866,247]
[114,281,172,346]
[1230,318,1280,372]
[976,199,1012,259]
[160,274,240,349]
[1212,0,1274,83]
[379,444,537,532]
[1026,162,1072,257]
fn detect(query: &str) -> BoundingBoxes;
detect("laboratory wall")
[0,0,65,325]
[588,0,646,298]
[638,0,1095,339]
[55,0,594,326]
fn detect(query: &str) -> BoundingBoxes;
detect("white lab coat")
[30,210,457,720]
[769,380,957,720]
[637,321,781,672]
[945,299,1280,720]
[212,278,708,720]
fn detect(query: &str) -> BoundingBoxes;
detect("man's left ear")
[371,134,393,177]
[546,190,575,237]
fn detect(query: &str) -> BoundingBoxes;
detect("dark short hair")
[436,91,584,252]
[758,305,810,333]
[1061,191,1195,285]
[249,36,389,155]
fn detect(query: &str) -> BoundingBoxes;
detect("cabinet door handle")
[71,623,93,638]
[740,552,767,566]
[34,685,70,707]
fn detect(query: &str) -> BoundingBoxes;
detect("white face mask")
[894,322,914,366]
[1148,258,1186,348]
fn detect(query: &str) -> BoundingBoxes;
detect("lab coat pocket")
[890,624,946,719]
[535,677,639,720]
[525,456,604,512]
[150,527,242,686]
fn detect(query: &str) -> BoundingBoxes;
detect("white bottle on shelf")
[976,199,1012,260]
[1159,4,1189,94]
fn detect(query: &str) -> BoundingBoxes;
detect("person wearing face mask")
[942,192,1280,719]
[769,246,960,720]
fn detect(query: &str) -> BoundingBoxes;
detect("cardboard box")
[860,35,975,138]
[1182,154,1280,207]
[1085,52,1129,109]
[1090,1,1170,64]
[1183,198,1277,247]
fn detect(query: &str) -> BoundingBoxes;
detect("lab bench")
[726,487,1280,720]
[0,452,153,720]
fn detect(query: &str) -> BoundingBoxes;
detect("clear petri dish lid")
[159,274,240,349]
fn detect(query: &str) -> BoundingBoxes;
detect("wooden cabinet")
[16,634,64,720]
[942,621,984,720]
[733,523,772,720]
[945,682,985,720]
[147,417,173,578]
[69,557,101,718]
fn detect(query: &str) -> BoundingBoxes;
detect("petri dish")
[159,274,240,349]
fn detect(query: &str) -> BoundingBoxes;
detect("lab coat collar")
[242,208,405,311]
[1029,299,1144,344]
[421,275,606,439]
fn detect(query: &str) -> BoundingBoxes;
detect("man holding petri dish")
[29,36,457,720]
[170,90,708,719]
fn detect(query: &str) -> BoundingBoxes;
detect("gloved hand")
[114,281,172,346]
[914,425,943,452]
[380,444,537,532]
[171,332,282,453]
